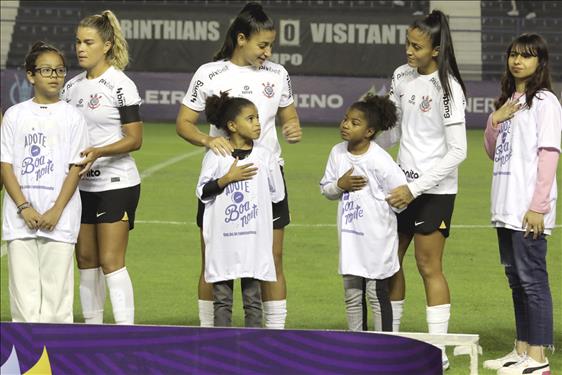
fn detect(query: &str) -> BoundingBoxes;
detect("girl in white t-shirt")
[177,2,301,328]
[196,92,284,327]
[320,95,406,332]
[1,42,89,323]
[63,10,143,325]
[482,33,560,375]
[382,10,468,370]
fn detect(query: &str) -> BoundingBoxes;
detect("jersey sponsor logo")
[241,85,253,95]
[286,74,293,99]
[401,167,419,180]
[208,65,228,80]
[116,87,125,107]
[85,169,101,177]
[408,95,416,105]
[395,69,415,81]
[262,82,275,98]
[76,98,84,108]
[443,93,452,118]
[430,77,441,92]
[258,65,281,75]
[414,220,425,226]
[419,95,432,112]
[88,93,102,110]
[96,211,106,218]
[99,78,114,90]
[189,80,204,103]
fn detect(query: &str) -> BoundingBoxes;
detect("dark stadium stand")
[481,0,561,80]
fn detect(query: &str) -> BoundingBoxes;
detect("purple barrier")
[0,322,441,374]
[5,69,558,128]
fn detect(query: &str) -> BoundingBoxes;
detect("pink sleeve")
[484,113,500,160]
[529,148,560,213]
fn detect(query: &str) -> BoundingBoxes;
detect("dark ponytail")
[205,91,255,132]
[411,10,466,100]
[25,41,65,73]
[350,94,398,139]
[213,2,275,61]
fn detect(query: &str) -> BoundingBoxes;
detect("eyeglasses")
[33,67,67,78]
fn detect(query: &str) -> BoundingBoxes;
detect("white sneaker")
[507,9,519,16]
[483,349,524,370]
[497,356,550,375]
[525,12,537,19]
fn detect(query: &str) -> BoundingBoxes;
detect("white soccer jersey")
[320,142,407,279]
[197,145,285,283]
[1,99,89,243]
[182,60,294,165]
[388,64,466,195]
[61,66,142,192]
[491,90,561,234]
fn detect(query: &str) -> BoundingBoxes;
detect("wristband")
[17,202,32,215]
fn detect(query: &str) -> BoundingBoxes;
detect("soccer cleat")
[497,356,550,375]
[483,349,524,370]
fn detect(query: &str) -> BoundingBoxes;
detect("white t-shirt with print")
[320,142,407,279]
[491,90,561,234]
[182,60,294,165]
[196,145,285,283]
[1,99,89,243]
[388,64,466,195]
[62,66,142,192]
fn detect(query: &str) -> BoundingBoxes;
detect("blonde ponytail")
[79,10,129,70]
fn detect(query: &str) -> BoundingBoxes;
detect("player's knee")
[415,254,440,279]
[75,252,99,269]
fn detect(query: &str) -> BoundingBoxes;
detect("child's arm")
[382,158,409,213]
[0,162,42,230]
[38,165,83,231]
[320,149,344,200]
[483,113,500,160]
[267,155,285,203]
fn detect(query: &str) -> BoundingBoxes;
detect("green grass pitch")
[1,123,560,373]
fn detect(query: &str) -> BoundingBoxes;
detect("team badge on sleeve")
[262,82,275,98]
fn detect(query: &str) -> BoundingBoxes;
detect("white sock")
[391,299,404,332]
[198,300,214,327]
[427,304,451,362]
[263,300,287,329]
[79,267,106,324]
[105,267,134,325]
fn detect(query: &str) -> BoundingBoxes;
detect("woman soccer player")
[197,92,284,327]
[62,10,143,325]
[320,94,406,332]
[1,41,89,323]
[177,2,301,328]
[482,33,559,375]
[384,10,468,370]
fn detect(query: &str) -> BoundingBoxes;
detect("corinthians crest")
[88,93,102,109]
[262,82,275,98]
[419,95,432,112]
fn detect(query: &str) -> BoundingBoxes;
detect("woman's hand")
[204,136,234,157]
[386,185,414,209]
